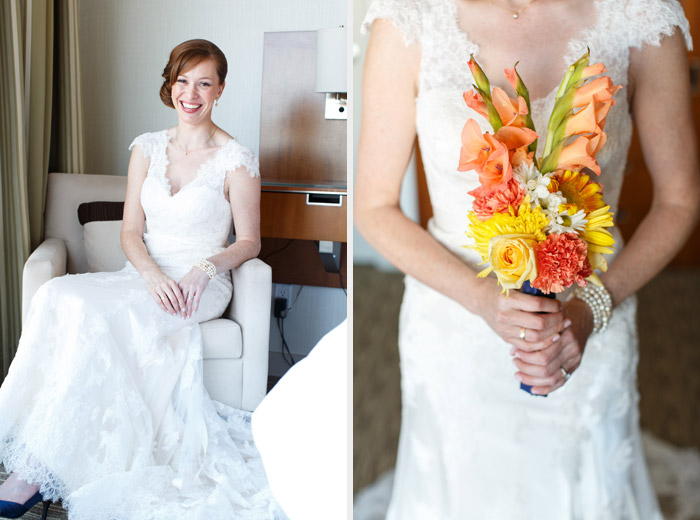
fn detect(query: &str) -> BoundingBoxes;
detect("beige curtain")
[0,0,84,378]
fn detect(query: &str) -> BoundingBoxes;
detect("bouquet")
[459,52,620,393]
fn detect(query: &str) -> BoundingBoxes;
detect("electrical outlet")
[274,284,292,308]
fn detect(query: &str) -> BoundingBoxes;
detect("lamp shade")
[315,27,347,93]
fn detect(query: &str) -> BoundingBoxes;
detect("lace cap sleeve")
[626,0,693,51]
[128,131,161,158]
[361,0,423,47]
[220,140,260,178]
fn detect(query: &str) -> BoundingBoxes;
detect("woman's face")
[171,58,223,125]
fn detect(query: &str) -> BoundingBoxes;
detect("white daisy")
[513,162,553,207]
[546,207,588,235]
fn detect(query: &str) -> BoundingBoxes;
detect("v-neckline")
[160,131,232,197]
[447,0,605,106]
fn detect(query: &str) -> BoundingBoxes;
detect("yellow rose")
[485,234,539,291]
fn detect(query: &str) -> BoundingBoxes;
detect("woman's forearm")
[356,204,490,314]
[601,198,700,306]
[207,238,261,274]
[121,229,161,278]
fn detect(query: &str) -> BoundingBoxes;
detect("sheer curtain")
[0,0,84,379]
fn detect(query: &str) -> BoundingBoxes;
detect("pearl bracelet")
[574,282,613,333]
[194,258,216,280]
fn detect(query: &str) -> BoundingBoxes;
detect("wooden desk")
[261,181,347,242]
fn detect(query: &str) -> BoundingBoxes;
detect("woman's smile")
[180,100,203,113]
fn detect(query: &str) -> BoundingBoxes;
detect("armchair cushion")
[84,221,128,272]
[200,319,242,359]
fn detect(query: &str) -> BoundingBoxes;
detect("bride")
[355,0,699,517]
[0,39,281,519]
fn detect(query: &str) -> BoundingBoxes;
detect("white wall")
[79,0,346,175]
[352,0,419,270]
[79,0,348,372]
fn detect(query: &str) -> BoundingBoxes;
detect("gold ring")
[519,327,527,340]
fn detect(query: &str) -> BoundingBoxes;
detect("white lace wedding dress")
[362,0,692,518]
[0,130,283,519]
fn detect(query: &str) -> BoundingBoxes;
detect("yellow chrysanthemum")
[550,169,606,214]
[465,196,548,262]
[581,205,615,271]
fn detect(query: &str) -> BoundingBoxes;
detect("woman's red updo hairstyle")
[160,39,228,108]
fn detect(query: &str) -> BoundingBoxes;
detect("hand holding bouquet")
[459,51,621,395]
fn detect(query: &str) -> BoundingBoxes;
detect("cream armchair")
[22,172,271,412]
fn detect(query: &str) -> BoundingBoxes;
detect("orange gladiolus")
[464,90,489,119]
[581,63,606,79]
[593,99,614,127]
[504,67,519,91]
[492,88,529,128]
[587,132,607,157]
[495,125,538,151]
[565,101,602,136]
[458,119,512,192]
[510,146,534,168]
[573,77,622,108]
[557,135,602,175]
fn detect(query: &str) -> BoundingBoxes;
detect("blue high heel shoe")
[0,491,51,519]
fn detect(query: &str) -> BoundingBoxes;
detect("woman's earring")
[215,98,219,107]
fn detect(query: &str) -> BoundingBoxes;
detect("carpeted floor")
[353,266,700,511]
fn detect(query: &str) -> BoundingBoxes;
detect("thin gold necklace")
[489,0,537,19]
[175,125,218,156]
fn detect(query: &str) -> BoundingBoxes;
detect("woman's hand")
[512,297,594,395]
[177,267,210,319]
[479,284,566,348]
[143,269,186,316]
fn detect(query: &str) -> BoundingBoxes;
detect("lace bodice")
[128,130,259,269]
[363,0,692,265]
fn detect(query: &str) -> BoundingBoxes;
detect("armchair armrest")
[22,238,68,324]
[226,258,272,411]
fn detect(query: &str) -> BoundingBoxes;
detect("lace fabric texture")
[363,0,691,518]
[0,131,282,519]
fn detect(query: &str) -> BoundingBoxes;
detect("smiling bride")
[0,39,282,520]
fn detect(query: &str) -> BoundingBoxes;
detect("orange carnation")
[468,177,526,221]
[532,233,592,294]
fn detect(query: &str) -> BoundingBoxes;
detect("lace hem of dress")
[0,424,67,502]
[1,411,283,520]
